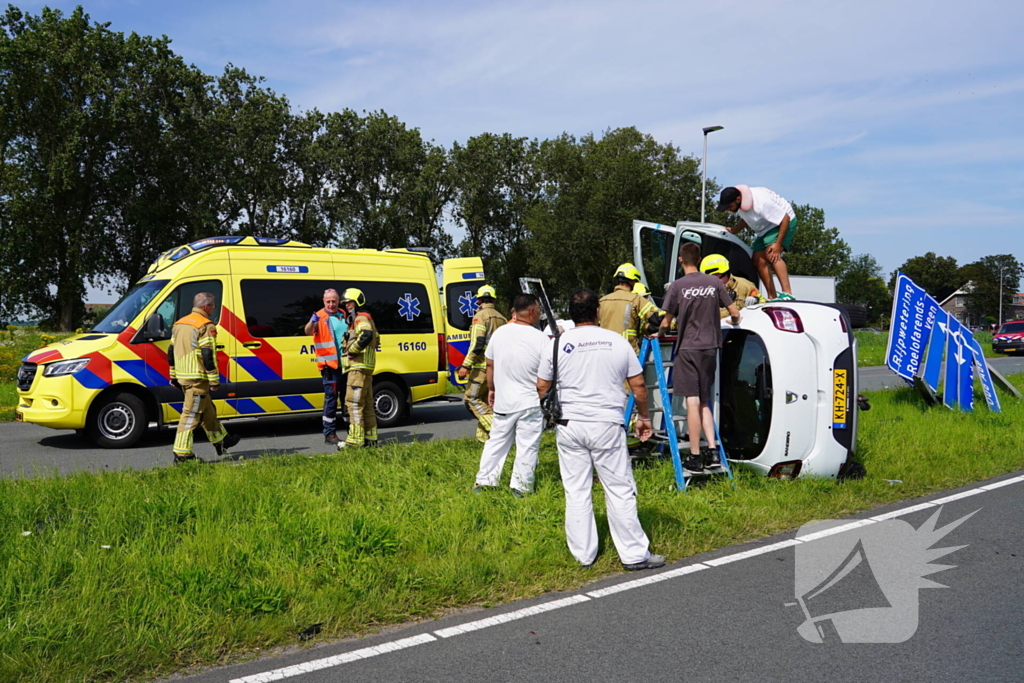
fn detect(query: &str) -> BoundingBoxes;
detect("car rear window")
[719,330,772,460]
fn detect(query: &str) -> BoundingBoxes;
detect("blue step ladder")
[624,336,735,492]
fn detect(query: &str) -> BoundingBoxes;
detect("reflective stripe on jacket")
[462,304,506,370]
[313,308,342,370]
[598,285,658,351]
[170,309,219,384]
[345,311,379,371]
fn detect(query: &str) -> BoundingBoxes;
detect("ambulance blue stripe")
[234,357,281,382]
[280,395,316,411]
[232,398,267,415]
[169,402,184,413]
[74,368,110,390]
[115,359,161,387]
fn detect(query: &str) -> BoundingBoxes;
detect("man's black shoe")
[215,433,241,456]
[702,446,721,469]
[683,454,704,473]
[325,433,342,447]
[623,554,665,571]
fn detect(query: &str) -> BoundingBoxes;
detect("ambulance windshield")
[92,280,168,333]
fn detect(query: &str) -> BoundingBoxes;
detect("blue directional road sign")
[968,335,1002,413]
[886,273,939,381]
[922,309,947,394]
[942,313,974,411]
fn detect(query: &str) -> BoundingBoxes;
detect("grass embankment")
[854,329,998,367]
[0,328,74,421]
[2,376,1023,683]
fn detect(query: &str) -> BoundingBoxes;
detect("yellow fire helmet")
[633,281,651,297]
[476,284,497,300]
[615,262,642,282]
[700,254,730,276]
[340,287,366,307]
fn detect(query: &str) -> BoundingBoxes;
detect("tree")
[450,133,541,299]
[527,127,705,302]
[321,110,454,256]
[888,252,960,302]
[784,204,851,277]
[838,254,892,324]
[0,6,212,329]
[959,255,1023,325]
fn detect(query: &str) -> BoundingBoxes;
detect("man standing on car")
[458,285,507,443]
[473,293,547,497]
[537,288,665,572]
[599,263,662,354]
[305,288,348,448]
[717,185,799,301]
[168,292,240,463]
[340,288,379,448]
[660,243,741,472]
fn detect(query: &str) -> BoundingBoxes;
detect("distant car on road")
[993,320,1024,355]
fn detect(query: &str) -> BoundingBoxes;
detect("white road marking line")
[229,633,437,683]
[229,474,1023,681]
[794,519,876,543]
[586,563,709,598]
[704,538,803,566]
[434,594,591,638]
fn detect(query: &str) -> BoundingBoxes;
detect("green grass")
[1,376,1022,683]
[855,329,999,367]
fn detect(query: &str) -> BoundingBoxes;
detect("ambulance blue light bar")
[255,237,290,245]
[189,236,245,250]
[168,247,190,262]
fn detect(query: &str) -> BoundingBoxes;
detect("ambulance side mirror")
[132,314,170,343]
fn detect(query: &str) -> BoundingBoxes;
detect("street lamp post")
[701,125,724,224]
[998,266,1006,328]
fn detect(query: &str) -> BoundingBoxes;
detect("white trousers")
[474,406,543,492]
[555,420,651,566]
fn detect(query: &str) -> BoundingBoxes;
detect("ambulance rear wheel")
[373,381,406,428]
[87,391,147,448]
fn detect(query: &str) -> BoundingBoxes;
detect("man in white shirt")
[473,294,548,497]
[717,185,798,301]
[536,289,665,572]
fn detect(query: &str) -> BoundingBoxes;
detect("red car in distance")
[993,320,1024,355]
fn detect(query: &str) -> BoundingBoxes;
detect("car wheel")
[838,460,866,482]
[87,391,148,448]
[373,380,407,428]
[838,304,869,329]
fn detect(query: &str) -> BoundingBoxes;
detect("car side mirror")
[132,314,169,343]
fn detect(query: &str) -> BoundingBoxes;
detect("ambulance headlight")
[43,358,91,377]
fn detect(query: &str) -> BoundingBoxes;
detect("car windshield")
[998,322,1024,334]
[718,330,772,460]
[92,280,168,333]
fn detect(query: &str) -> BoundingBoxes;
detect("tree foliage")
[889,252,961,302]
[838,253,892,324]
[959,255,1023,324]
[785,204,851,278]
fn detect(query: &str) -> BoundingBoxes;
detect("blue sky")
[32,0,1023,295]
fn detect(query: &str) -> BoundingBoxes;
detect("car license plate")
[14,410,24,422]
[833,369,848,429]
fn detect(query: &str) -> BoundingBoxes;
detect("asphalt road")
[178,471,1024,683]
[3,358,1022,477]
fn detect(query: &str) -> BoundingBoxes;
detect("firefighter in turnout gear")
[457,284,507,442]
[599,263,662,354]
[168,292,240,463]
[700,254,764,319]
[340,288,380,448]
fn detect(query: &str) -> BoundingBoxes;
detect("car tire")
[838,460,866,482]
[838,304,869,329]
[87,391,148,448]
[373,380,407,429]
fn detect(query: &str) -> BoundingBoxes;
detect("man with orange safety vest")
[305,288,349,448]
[168,292,240,463]
[340,288,380,448]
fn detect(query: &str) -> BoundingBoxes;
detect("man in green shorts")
[717,185,798,301]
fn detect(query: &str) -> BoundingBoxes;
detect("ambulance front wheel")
[373,380,407,428]
[87,391,148,448]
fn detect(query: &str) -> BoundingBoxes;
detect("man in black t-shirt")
[659,242,741,472]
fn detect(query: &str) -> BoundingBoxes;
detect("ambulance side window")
[155,280,223,332]
[445,283,478,331]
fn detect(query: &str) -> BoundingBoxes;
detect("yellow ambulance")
[15,236,486,447]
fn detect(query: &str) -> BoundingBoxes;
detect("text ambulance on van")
[15,236,486,448]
